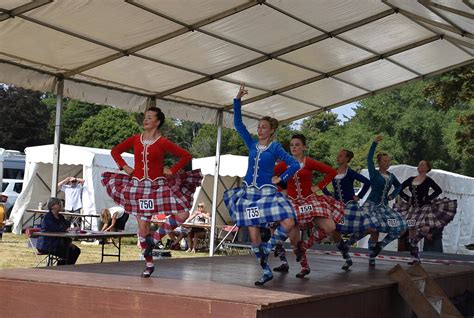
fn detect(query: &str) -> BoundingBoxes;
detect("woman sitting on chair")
[186,202,210,253]
[36,197,81,265]
[100,206,129,232]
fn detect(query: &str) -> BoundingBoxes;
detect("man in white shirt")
[58,176,85,227]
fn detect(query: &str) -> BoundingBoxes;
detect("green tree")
[67,107,141,149]
[191,124,247,158]
[0,86,51,151]
[43,98,106,142]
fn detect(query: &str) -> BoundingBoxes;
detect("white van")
[3,150,25,180]
[0,150,25,218]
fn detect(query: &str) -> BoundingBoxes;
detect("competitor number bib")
[299,205,313,214]
[338,218,345,225]
[387,218,400,227]
[246,207,260,219]
[407,219,416,227]
[139,199,154,210]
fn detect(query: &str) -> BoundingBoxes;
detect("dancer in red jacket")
[274,134,344,278]
[102,107,202,277]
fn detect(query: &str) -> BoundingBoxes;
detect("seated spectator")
[36,197,81,265]
[186,202,211,253]
[100,206,129,232]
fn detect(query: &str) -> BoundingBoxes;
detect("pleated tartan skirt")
[289,194,345,228]
[362,201,408,235]
[336,201,378,234]
[223,185,296,227]
[101,169,203,221]
[394,197,457,234]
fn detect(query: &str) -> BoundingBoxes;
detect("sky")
[331,101,358,123]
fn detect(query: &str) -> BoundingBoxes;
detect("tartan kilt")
[290,194,345,227]
[336,201,377,234]
[394,197,457,231]
[363,201,408,235]
[101,169,203,221]
[223,186,296,227]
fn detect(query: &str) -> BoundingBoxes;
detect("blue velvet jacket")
[323,168,371,204]
[36,211,71,253]
[366,142,401,205]
[234,99,299,188]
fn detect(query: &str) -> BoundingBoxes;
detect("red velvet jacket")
[275,157,337,199]
[111,134,192,181]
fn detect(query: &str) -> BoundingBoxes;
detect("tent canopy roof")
[1,0,472,129]
[25,143,134,168]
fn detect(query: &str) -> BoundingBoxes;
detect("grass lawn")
[0,232,213,269]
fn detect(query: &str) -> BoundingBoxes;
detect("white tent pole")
[51,78,64,197]
[209,110,223,257]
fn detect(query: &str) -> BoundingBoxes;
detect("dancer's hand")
[236,83,248,99]
[123,165,134,176]
[271,176,281,185]
[374,135,383,143]
[163,167,172,176]
[311,185,320,193]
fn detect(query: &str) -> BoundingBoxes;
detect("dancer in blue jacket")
[224,84,299,286]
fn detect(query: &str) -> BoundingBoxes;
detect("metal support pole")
[51,78,64,196]
[209,110,223,256]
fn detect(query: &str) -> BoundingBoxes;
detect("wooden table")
[26,209,100,230]
[31,231,136,264]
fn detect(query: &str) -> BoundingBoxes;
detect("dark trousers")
[41,244,81,265]
[115,214,129,231]
[423,238,443,253]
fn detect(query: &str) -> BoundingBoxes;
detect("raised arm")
[233,84,253,148]
[58,177,73,188]
[426,177,443,202]
[367,136,382,179]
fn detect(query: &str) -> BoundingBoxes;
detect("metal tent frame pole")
[209,110,223,257]
[51,77,63,197]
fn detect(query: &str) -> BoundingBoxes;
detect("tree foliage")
[0,86,51,151]
[66,107,141,149]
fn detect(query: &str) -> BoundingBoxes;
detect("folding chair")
[215,225,239,253]
[25,228,61,267]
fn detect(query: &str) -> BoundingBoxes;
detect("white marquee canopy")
[0,0,472,129]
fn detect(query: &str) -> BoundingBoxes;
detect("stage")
[1,250,473,318]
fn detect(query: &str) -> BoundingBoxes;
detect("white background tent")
[359,164,474,254]
[191,155,248,226]
[10,144,136,234]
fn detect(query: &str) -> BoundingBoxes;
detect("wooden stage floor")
[1,251,473,318]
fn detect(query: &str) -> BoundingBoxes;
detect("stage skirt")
[362,201,408,235]
[289,194,344,228]
[101,169,203,221]
[336,201,377,234]
[394,197,457,234]
[223,185,296,227]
